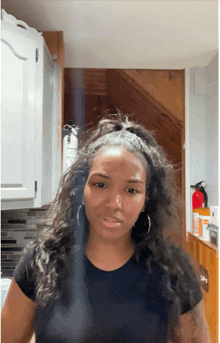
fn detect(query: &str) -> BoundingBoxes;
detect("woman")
[2,115,211,343]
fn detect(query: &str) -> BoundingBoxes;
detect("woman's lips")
[101,218,122,228]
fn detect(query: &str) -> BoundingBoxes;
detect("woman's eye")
[94,182,106,188]
[127,188,138,194]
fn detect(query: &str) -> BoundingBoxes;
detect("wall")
[205,54,218,206]
[188,53,218,231]
[189,67,207,185]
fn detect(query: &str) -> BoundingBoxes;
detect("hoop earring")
[77,205,83,226]
[146,214,151,235]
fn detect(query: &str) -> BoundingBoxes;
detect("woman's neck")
[85,236,135,271]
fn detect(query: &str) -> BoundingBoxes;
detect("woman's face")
[83,146,147,243]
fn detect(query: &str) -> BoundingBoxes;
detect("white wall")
[205,54,218,206]
[187,53,218,231]
[189,67,207,186]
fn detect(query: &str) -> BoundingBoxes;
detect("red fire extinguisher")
[190,181,208,209]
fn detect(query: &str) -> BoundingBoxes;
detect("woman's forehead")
[89,146,147,177]
[95,145,126,157]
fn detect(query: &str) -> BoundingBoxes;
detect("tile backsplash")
[1,208,48,277]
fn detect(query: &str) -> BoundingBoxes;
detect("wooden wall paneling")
[64,92,74,125]
[64,67,118,128]
[109,83,180,163]
[122,69,185,123]
[63,68,85,136]
[106,69,182,165]
[116,69,183,127]
[64,68,107,96]
[83,94,118,130]
[64,69,107,127]
[84,94,103,129]
[64,68,74,94]
[84,69,107,95]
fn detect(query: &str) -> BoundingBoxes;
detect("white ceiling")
[1,1,218,69]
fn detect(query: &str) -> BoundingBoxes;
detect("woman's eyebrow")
[127,179,145,185]
[90,173,110,179]
[90,173,145,185]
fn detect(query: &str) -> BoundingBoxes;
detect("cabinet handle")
[36,48,39,62]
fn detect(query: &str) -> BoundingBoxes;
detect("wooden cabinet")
[187,233,218,343]
[1,10,62,210]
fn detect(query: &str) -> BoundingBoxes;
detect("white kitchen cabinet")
[1,10,62,210]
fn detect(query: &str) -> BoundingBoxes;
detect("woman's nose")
[107,193,122,209]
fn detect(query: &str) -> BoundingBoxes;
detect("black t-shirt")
[13,248,202,343]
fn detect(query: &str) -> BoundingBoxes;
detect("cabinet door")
[1,22,36,201]
[41,46,54,205]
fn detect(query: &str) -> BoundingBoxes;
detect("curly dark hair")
[26,113,199,339]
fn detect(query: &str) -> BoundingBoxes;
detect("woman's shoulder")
[13,245,36,301]
[136,242,203,314]
[167,242,203,314]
